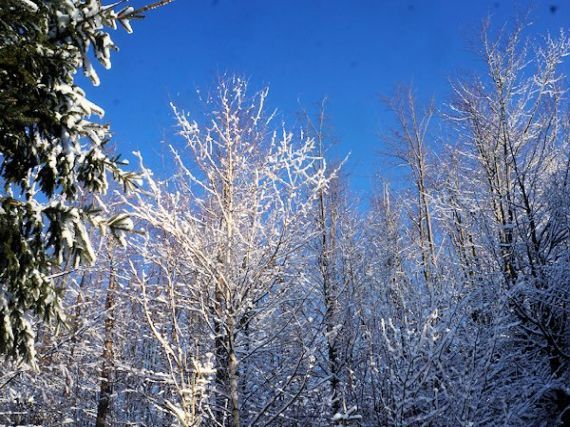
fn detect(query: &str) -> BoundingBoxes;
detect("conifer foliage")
[0,0,169,364]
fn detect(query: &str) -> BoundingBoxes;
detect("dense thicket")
[1,16,569,427]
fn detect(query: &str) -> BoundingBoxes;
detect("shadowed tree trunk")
[96,245,117,427]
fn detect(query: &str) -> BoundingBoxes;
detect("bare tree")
[448,20,570,424]
[124,77,335,426]
[383,87,437,285]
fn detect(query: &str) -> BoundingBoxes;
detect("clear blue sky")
[87,0,570,195]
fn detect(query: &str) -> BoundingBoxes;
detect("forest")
[0,1,569,426]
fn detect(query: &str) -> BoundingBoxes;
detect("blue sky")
[87,0,570,195]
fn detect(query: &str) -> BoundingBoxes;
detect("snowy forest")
[1,1,570,426]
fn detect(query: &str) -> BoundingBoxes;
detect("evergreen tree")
[0,0,171,365]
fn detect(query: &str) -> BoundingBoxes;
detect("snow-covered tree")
[125,77,336,425]
[382,87,437,285]
[0,0,171,364]
[445,21,570,425]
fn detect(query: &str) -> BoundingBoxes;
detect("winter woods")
[1,5,570,426]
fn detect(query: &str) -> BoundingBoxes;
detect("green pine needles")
[0,0,166,365]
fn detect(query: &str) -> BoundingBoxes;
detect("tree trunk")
[95,249,117,427]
